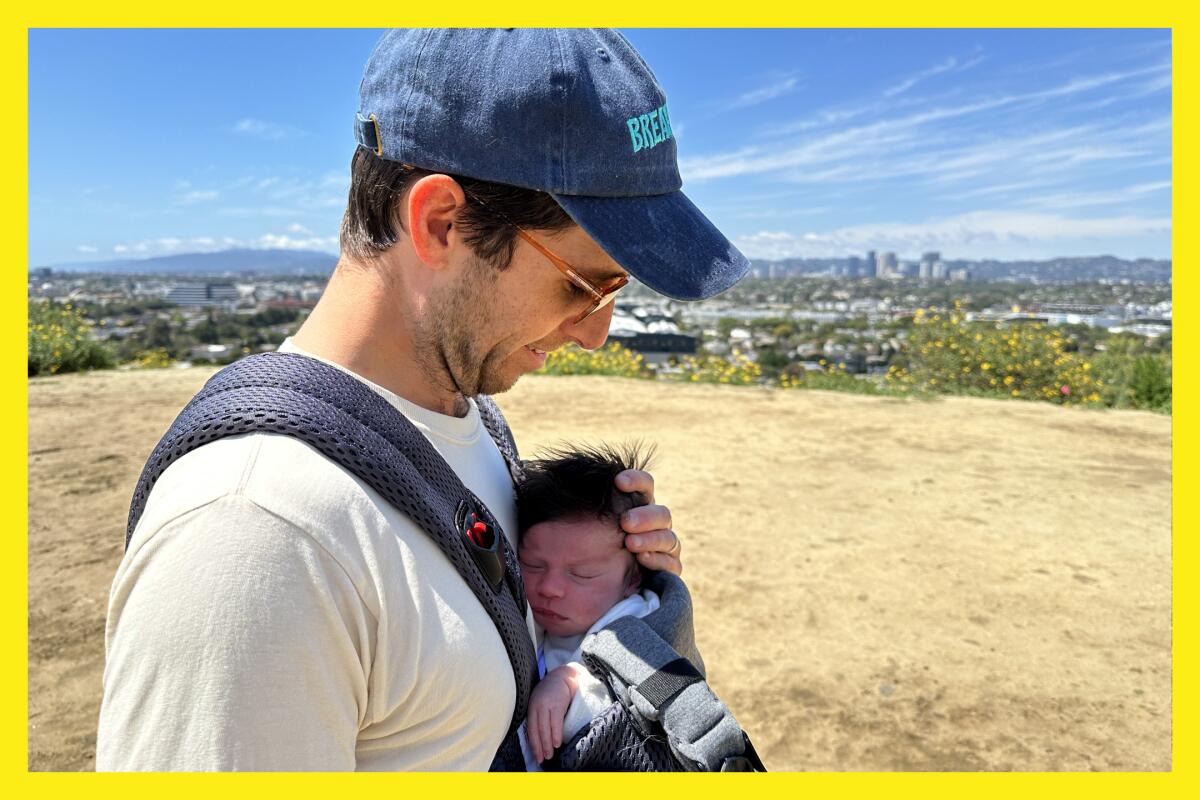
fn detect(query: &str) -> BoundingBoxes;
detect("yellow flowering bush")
[536,342,652,379]
[886,302,1101,406]
[672,349,762,385]
[131,348,174,370]
[28,300,115,376]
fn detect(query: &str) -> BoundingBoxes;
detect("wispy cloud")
[1020,180,1171,210]
[75,244,98,253]
[731,206,833,221]
[681,60,1171,189]
[733,210,1171,260]
[175,189,220,204]
[883,53,983,98]
[212,170,348,218]
[231,118,308,141]
[218,206,310,218]
[729,73,801,109]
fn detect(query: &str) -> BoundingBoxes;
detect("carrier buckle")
[457,503,505,591]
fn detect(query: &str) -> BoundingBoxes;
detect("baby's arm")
[527,663,586,763]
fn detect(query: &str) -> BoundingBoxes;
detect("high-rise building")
[881,251,898,277]
[865,250,877,278]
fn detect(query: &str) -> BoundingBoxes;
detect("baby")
[516,442,660,765]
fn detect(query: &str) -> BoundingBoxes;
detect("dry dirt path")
[28,368,1171,770]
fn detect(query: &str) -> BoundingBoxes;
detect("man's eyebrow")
[583,266,628,284]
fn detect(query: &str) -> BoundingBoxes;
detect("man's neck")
[291,259,470,417]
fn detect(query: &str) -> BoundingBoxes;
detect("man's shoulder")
[135,432,391,548]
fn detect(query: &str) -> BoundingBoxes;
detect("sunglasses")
[461,186,628,324]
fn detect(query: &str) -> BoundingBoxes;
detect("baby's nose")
[537,575,566,597]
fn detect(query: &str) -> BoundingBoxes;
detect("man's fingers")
[623,526,677,554]
[614,468,655,502]
[621,504,673,538]
[636,549,683,576]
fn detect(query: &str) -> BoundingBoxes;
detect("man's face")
[422,223,625,398]
[519,514,640,638]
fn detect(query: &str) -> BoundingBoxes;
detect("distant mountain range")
[34,248,1171,284]
[36,248,338,276]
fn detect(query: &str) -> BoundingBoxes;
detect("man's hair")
[339,147,574,268]
[516,441,656,535]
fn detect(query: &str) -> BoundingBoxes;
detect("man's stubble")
[415,256,516,407]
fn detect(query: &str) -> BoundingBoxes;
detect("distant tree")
[192,312,220,344]
[1130,355,1171,411]
[755,347,791,377]
[143,318,174,350]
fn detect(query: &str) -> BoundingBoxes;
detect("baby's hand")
[526,664,582,763]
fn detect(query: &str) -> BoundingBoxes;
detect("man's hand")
[615,469,683,576]
[527,665,580,763]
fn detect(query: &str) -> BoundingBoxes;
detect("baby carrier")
[126,352,765,772]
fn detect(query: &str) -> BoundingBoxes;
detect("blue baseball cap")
[354,28,749,301]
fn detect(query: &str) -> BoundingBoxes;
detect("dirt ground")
[28,367,1172,771]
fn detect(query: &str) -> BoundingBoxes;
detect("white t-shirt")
[97,340,537,771]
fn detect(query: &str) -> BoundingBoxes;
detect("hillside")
[28,368,1172,771]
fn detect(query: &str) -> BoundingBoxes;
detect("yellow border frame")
[8,6,1187,798]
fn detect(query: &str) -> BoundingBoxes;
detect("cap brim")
[550,190,749,302]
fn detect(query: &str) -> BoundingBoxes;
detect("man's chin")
[475,367,522,397]
[475,354,540,397]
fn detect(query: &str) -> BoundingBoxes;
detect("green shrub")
[1130,355,1171,411]
[779,365,903,396]
[887,303,1102,406]
[28,300,116,376]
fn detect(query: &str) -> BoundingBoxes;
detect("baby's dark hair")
[516,441,657,535]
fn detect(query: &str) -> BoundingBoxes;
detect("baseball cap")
[354,28,749,301]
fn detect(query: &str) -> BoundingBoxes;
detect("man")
[97,29,748,771]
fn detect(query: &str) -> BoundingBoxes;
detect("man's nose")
[562,301,615,351]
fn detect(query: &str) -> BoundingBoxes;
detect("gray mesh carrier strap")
[551,572,767,772]
[125,352,536,771]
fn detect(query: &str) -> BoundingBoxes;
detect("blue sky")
[28,28,1171,267]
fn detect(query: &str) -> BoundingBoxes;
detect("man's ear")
[405,174,467,269]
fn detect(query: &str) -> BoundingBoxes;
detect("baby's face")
[519,514,640,638]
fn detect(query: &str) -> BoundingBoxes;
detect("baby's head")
[516,442,654,638]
